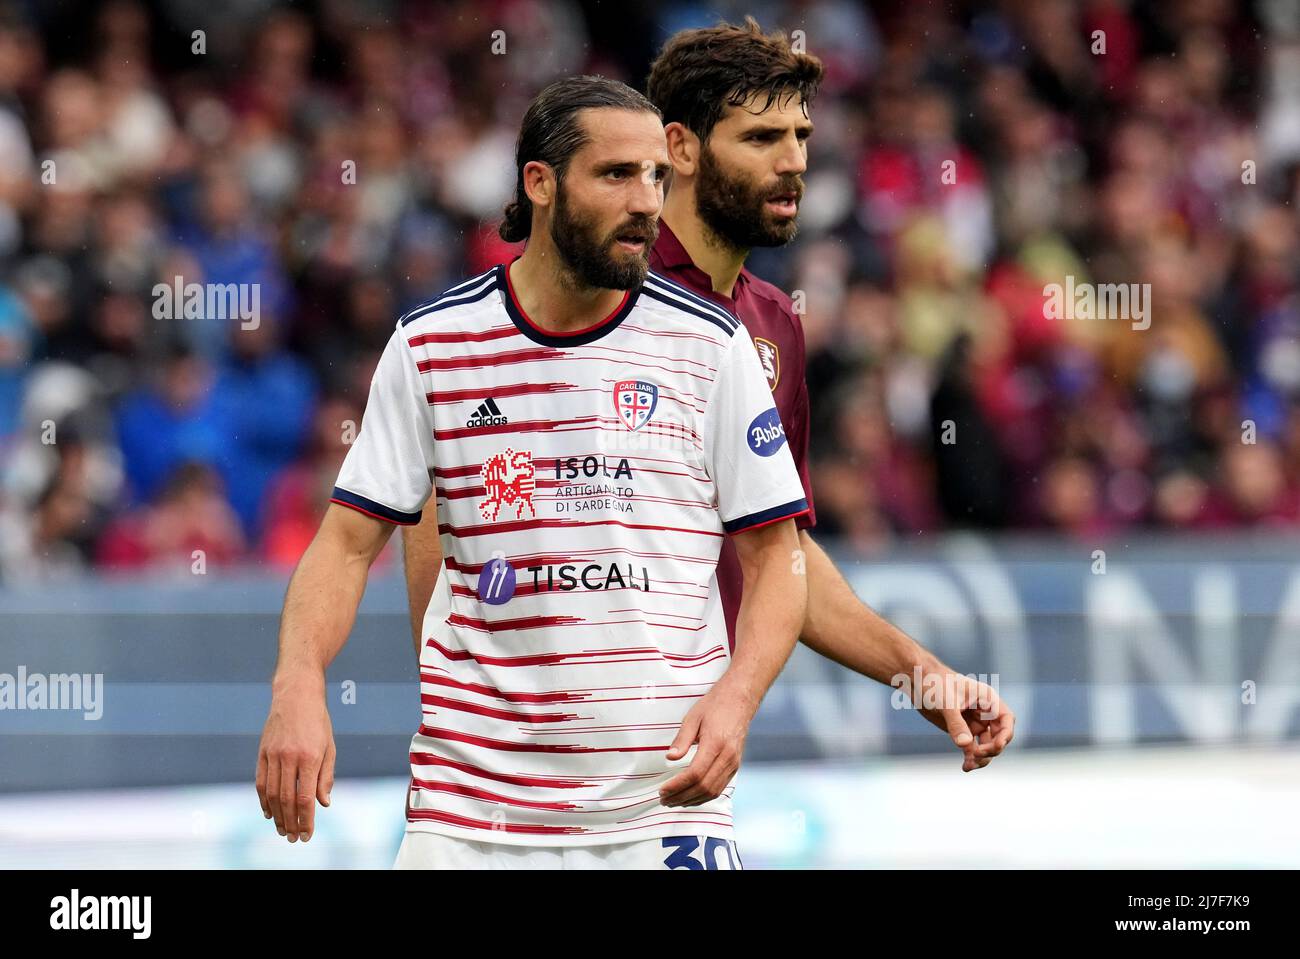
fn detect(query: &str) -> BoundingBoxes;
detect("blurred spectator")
[261,393,358,569]
[96,461,245,572]
[210,315,316,537]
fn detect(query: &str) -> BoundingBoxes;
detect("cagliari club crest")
[613,379,658,431]
[754,337,780,391]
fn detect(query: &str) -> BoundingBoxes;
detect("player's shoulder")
[740,268,794,311]
[397,266,502,330]
[638,269,742,342]
[739,268,804,338]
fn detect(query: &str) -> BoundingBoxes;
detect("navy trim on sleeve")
[330,487,422,525]
[723,498,810,535]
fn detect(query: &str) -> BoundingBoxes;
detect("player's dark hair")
[500,75,661,243]
[646,17,824,145]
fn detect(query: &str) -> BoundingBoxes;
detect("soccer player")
[404,20,1015,777]
[644,19,1015,769]
[256,75,810,868]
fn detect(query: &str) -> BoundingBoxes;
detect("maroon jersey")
[649,220,817,649]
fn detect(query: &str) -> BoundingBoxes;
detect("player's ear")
[663,122,698,177]
[522,159,556,210]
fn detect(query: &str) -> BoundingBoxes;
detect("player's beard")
[550,186,658,291]
[696,143,803,251]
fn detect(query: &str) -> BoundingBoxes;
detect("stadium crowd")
[1,0,1299,581]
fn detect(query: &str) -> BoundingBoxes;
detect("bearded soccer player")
[404,22,1015,779]
[256,75,809,868]
[643,19,1014,769]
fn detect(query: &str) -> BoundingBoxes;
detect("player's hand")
[659,680,755,807]
[255,676,336,843]
[915,670,1015,772]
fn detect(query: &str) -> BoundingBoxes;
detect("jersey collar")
[497,259,641,347]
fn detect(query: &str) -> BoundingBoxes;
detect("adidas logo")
[466,397,508,428]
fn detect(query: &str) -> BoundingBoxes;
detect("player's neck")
[662,191,747,299]
[510,242,629,333]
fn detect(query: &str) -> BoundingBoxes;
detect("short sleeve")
[331,327,435,524]
[704,328,810,535]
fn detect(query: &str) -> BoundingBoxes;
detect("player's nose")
[775,150,806,178]
[627,176,662,217]
[774,135,807,176]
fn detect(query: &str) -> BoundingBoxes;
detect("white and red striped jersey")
[332,261,809,846]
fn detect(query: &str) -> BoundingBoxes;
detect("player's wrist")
[712,668,765,719]
[271,666,327,700]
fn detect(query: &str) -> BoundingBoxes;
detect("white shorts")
[393,831,744,870]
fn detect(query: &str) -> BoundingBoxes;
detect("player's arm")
[402,507,441,657]
[780,317,1014,770]
[257,503,394,842]
[797,530,1015,771]
[661,516,806,806]
[257,325,436,841]
[661,324,809,807]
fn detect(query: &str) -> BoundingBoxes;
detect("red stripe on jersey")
[421,672,589,704]
[432,464,484,479]
[410,748,666,785]
[422,670,709,707]
[411,779,670,817]
[450,618,715,638]
[417,347,565,371]
[435,415,598,441]
[427,382,583,404]
[418,724,670,753]
[409,751,604,788]
[410,778,581,811]
[438,517,724,540]
[522,723,682,735]
[408,326,519,346]
[443,614,585,636]
[407,807,583,835]
[419,670,712,702]
[420,694,584,724]
[427,635,721,667]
